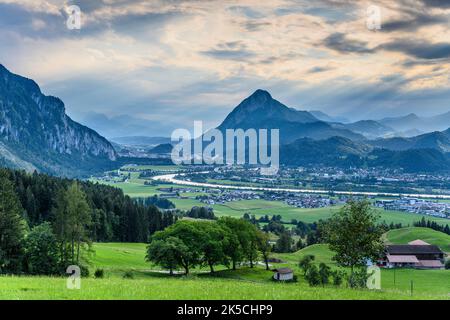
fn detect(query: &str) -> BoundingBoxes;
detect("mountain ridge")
[217,89,365,143]
[0,64,117,177]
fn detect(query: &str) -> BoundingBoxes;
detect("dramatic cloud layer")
[0,0,449,136]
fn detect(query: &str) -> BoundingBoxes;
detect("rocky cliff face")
[0,64,117,177]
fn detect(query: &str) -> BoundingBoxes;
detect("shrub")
[94,268,104,279]
[299,255,315,276]
[123,271,134,279]
[348,268,368,288]
[305,265,321,286]
[332,270,345,286]
[79,265,90,277]
[318,263,331,286]
[445,260,450,270]
[23,222,59,275]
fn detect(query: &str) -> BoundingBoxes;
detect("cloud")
[307,66,334,73]
[382,13,448,32]
[323,32,375,54]
[420,0,450,8]
[201,41,255,61]
[381,39,450,60]
[1,0,450,130]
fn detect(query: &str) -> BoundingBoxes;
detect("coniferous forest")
[0,168,176,275]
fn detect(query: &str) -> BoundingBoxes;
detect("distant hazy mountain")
[332,120,395,139]
[80,112,173,138]
[309,110,349,123]
[370,128,450,153]
[217,90,364,143]
[379,112,450,133]
[111,136,171,146]
[0,64,117,177]
[379,113,423,132]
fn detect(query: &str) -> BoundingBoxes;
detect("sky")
[1,0,450,137]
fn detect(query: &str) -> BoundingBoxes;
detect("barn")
[379,240,445,269]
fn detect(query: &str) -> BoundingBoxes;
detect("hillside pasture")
[385,227,450,253]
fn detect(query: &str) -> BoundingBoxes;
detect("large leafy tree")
[151,220,203,274]
[197,221,232,273]
[217,217,245,270]
[218,217,259,268]
[321,199,384,284]
[0,171,26,273]
[146,237,189,275]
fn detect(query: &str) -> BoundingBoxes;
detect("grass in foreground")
[1,272,448,300]
[1,241,448,300]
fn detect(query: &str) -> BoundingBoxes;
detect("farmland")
[92,170,450,226]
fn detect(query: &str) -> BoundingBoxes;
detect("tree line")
[413,217,450,235]
[0,168,176,275]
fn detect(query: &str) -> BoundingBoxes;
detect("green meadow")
[0,240,448,300]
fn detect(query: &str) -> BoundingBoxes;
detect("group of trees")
[4,168,176,243]
[136,195,175,210]
[413,217,450,235]
[0,171,91,274]
[147,217,271,274]
[298,255,344,287]
[0,168,176,275]
[185,206,216,220]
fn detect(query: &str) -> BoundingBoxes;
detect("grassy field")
[1,242,448,300]
[385,227,450,252]
[3,274,443,300]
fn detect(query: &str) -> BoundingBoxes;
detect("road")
[151,173,450,200]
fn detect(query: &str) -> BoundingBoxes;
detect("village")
[375,198,450,219]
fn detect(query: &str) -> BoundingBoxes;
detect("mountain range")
[378,112,450,134]
[217,90,364,143]
[2,64,450,176]
[0,64,117,177]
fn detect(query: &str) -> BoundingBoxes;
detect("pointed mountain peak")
[250,89,272,99]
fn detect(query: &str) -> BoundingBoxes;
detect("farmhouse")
[379,240,445,269]
[272,268,294,281]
